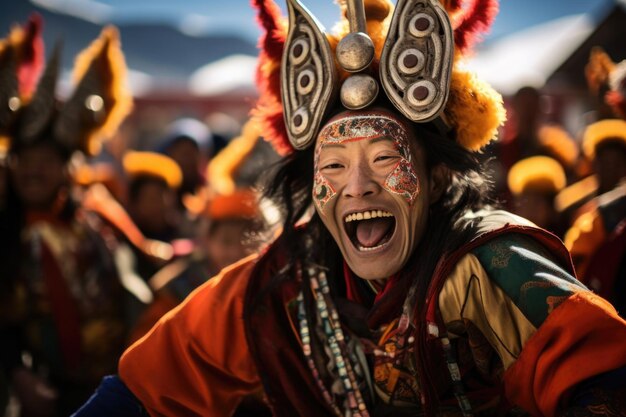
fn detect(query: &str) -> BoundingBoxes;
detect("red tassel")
[251,98,292,156]
[17,13,45,99]
[454,0,499,54]
[250,0,293,155]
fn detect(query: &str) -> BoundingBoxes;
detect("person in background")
[129,188,266,342]
[123,151,182,242]
[565,119,626,314]
[554,47,626,230]
[129,117,275,343]
[488,86,579,205]
[157,118,213,206]
[122,150,183,280]
[508,156,568,238]
[0,16,134,416]
[582,119,626,197]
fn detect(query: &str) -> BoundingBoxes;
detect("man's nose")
[342,161,377,199]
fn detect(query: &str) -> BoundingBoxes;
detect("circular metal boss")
[340,74,379,110]
[336,32,375,72]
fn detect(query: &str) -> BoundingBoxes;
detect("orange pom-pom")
[445,67,506,151]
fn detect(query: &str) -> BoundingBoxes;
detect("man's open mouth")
[344,209,396,252]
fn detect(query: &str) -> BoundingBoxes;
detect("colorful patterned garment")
[5,207,129,415]
[75,211,626,416]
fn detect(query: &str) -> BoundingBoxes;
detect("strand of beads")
[312,267,370,417]
[297,291,342,416]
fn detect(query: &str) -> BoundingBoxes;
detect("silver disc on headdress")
[340,74,379,110]
[337,0,380,110]
[379,0,454,122]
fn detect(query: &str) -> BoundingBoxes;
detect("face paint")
[314,114,420,212]
[313,144,337,212]
[313,109,432,281]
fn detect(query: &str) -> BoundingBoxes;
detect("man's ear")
[429,163,450,205]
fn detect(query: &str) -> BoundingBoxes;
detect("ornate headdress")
[585,47,626,120]
[0,15,132,158]
[252,0,505,156]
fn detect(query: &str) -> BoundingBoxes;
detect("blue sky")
[33,0,614,42]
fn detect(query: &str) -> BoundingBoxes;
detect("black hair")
[9,135,73,164]
[127,175,170,203]
[595,138,626,159]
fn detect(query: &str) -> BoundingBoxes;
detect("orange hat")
[74,162,118,186]
[582,119,626,159]
[205,189,259,220]
[508,156,566,196]
[122,151,182,188]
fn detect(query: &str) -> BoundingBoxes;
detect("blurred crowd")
[0,12,625,417]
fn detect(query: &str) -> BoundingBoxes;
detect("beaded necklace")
[297,264,370,416]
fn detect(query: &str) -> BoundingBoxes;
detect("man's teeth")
[357,242,387,252]
[344,210,393,223]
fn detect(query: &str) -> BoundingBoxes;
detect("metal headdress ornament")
[0,15,132,158]
[252,0,505,155]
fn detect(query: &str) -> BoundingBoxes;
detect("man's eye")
[374,155,399,163]
[321,163,344,170]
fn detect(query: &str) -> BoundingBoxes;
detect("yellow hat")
[554,174,598,213]
[122,151,182,188]
[582,119,626,159]
[508,156,566,196]
[537,125,578,168]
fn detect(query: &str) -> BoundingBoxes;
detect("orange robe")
[119,227,626,416]
[119,256,261,416]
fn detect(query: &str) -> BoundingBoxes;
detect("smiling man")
[314,110,437,281]
[74,0,626,416]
